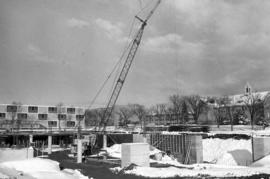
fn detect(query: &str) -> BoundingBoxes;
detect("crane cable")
[107,0,157,103]
[88,17,136,109]
[88,0,157,110]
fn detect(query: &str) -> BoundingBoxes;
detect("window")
[7,105,17,112]
[0,113,5,119]
[28,106,38,113]
[38,114,48,120]
[58,114,67,120]
[17,113,27,120]
[48,107,57,113]
[48,121,57,127]
[67,121,75,127]
[67,108,75,114]
[76,115,84,121]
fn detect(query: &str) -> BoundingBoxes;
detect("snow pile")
[215,152,238,166]
[203,138,252,165]
[99,144,163,159]
[0,158,89,179]
[105,144,121,158]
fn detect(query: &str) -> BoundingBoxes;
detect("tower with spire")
[244,82,252,95]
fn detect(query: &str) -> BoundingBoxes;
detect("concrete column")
[27,147,34,159]
[102,134,107,150]
[143,137,147,143]
[48,135,52,155]
[77,139,82,163]
[29,134,33,144]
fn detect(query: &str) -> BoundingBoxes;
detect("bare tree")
[117,106,133,127]
[131,104,147,131]
[213,96,230,128]
[85,108,105,130]
[149,104,168,125]
[243,92,270,130]
[7,101,22,146]
[169,94,183,124]
[184,95,207,124]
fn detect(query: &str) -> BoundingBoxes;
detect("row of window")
[0,113,84,120]
[48,121,75,127]
[6,105,79,114]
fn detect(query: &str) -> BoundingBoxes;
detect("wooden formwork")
[149,133,202,164]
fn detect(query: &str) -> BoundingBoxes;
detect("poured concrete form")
[252,137,270,161]
[121,143,149,168]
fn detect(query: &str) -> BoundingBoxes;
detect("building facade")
[0,104,85,130]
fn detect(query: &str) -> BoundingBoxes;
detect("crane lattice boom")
[100,0,161,132]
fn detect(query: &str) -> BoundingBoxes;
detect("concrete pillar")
[48,135,52,155]
[77,139,82,163]
[121,143,149,167]
[252,137,270,161]
[102,134,107,150]
[29,135,33,144]
[27,147,34,159]
[143,137,147,143]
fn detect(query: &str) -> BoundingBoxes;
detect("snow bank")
[203,138,252,165]
[0,158,88,179]
[112,163,269,178]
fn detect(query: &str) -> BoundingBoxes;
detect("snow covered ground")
[104,137,270,178]
[112,162,270,178]
[0,158,89,179]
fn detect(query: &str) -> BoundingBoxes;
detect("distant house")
[216,82,270,125]
[0,104,85,130]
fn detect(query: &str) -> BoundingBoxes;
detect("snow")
[0,171,8,179]
[251,154,270,167]
[105,144,122,158]
[96,144,163,159]
[0,158,89,179]
[110,137,270,178]
[42,145,70,153]
[112,163,270,178]
[203,138,252,165]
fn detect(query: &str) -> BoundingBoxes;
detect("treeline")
[85,92,270,130]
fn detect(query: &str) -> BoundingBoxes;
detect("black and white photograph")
[1,0,270,178]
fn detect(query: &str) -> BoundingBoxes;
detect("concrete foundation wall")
[121,143,149,168]
[0,147,34,162]
[253,137,270,161]
[186,135,203,164]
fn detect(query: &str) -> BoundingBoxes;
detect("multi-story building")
[0,104,85,130]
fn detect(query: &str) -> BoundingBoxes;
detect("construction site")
[1,0,270,178]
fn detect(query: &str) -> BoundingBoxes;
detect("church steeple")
[245,82,252,95]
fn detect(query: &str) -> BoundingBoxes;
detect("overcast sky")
[1,0,270,108]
